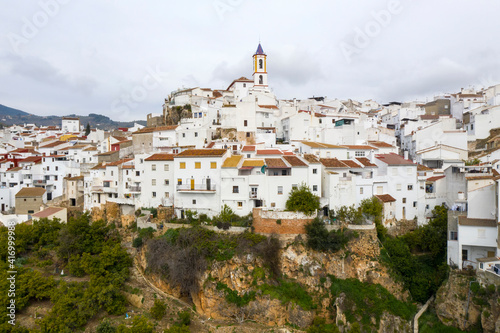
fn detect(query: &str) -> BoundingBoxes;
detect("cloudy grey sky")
[1,0,500,121]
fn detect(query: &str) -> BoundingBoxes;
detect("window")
[152,179,156,186]
[408,185,413,190]
[233,186,239,193]
[237,201,243,208]
[195,132,198,137]
[355,151,365,157]
[271,202,276,207]
[259,59,263,69]
[152,164,156,171]
[110,171,114,176]
[402,198,406,203]
[313,185,318,191]
[462,249,468,261]
[246,132,250,138]
[195,162,201,169]
[450,231,458,240]
[177,179,182,185]
[28,210,34,214]
[192,199,196,205]
[182,133,185,138]
[360,187,363,194]
[54,176,58,181]
[313,168,317,174]
[259,75,263,84]
[164,164,169,171]
[55,166,58,171]
[180,162,186,169]
[165,192,169,198]
[277,186,283,195]
[136,171,140,176]
[243,83,246,88]
[211,162,217,169]
[47,166,50,171]
[396,184,402,191]
[244,120,248,127]
[152,192,156,197]
[140,159,144,163]
[164,179,169,185]
[413,201,417,207]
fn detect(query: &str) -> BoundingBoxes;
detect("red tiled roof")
[367,141,394,148]
[375,153,415,166]
[427,175,445,182]
[356,157,377,167]
[241,145,256,152]
[283,155,307,167]
[16,187,46,197]
[265,158,289,169]
[256,149,282,155]
[302,154,320,163]
[206,142,215,148]
[176,149,227,157]
[258,105,279,110]
[32,207,65,218]
[320,158,348,168]
[340,160,361,168]
[145,154,175,161]
[375,194,396,203]
[342,145,376,150]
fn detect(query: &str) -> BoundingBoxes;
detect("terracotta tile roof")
[206,142,215,148]
[40,141,66,148]
[320,158,348,168]
[458,216,497,227]
[342,145,376,150]
[367,141,394,148]
[375,153,415,166]
[32,207,65,218]
[83,147,98,151]
[241,145,256,152]
[112,136,127,142]
[16,187,46,197]
[303,154,320,164]
[62,117,79,120]
[176,149,227,157]
[107,158,134,167]
[152,125,179,132]
[417,164,433,171]
[222,155,242,168]
[258,105,279,110]
[300,141,343,148]
[242,159,265,167]
[419,115,440,120]
[265,158,289,169]
[20,156,42,164]
[145,153,175,161]
[283,151,295,156]
[122,165,135,169]
[426,175,445,182]
[356,157,377,167]
[256,149,283,155]
[7,166,22,172]
[465,175,495,181]
[375,194,396,203]
[340,160,361,168]
[283,155,307,167]
[65,175,84,181]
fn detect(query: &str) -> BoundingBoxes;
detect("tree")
[150,299,166,320]
[85,123,91,136]
[285,183,320,215]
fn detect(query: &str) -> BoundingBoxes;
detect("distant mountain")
[0,104,29,117]
[0,105,147,130]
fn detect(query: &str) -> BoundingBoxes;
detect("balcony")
[176,183,216,192]
[33,179,47,186]
[249,192,258,199]
[127,186,141,193]
[91,186,117,193]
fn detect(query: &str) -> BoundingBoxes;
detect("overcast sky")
[1,0,500,121]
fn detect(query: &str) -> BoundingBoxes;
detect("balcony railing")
[33,179,47,185]
[177,183,215,192]
[249,192,258,199]
[91,186,117,193]
[127,186,141,192]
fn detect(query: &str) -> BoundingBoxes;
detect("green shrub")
[150,299,166,320]
[216,282,256,307]
[259,279,315,310]
[132,237,143,248]
[285,183,320,215]
[305,218,354,252]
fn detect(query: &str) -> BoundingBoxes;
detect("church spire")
[253,42,268,87]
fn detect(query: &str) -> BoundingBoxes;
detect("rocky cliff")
[435,270,500,332]
[137,229,415,332]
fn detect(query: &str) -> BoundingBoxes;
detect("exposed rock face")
[435,271,500,333]
[137,229,412,331]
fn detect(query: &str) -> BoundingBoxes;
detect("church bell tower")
[253,43,268,87]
